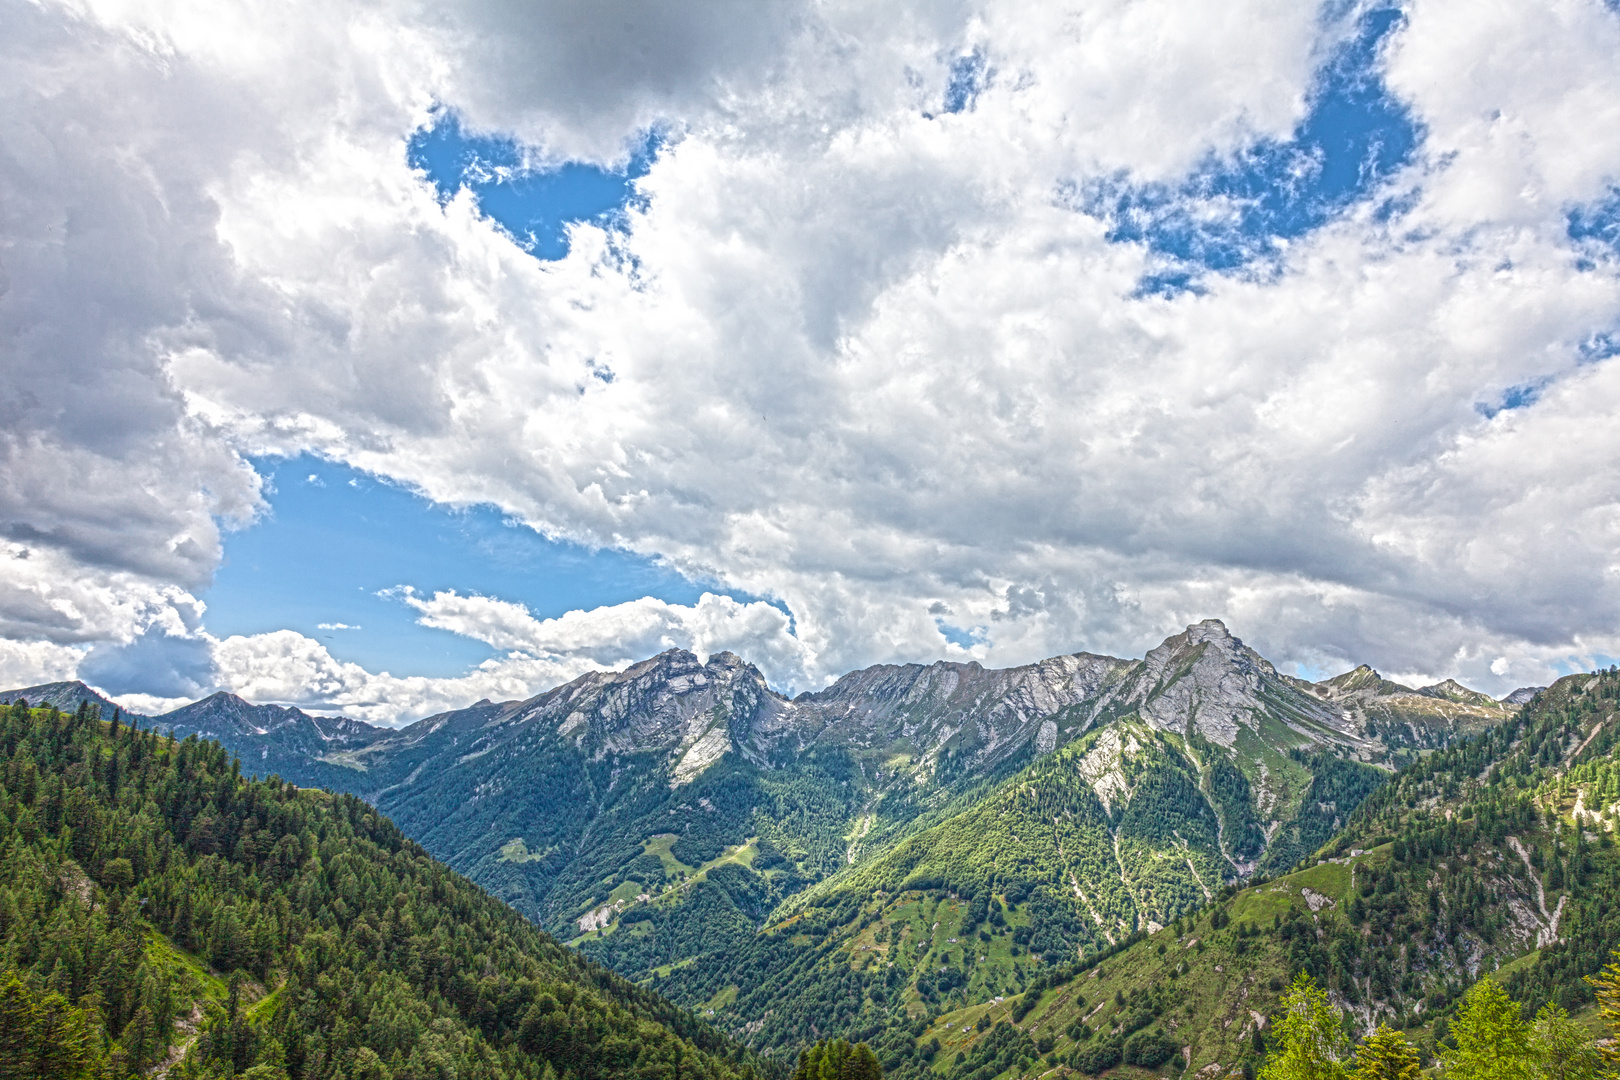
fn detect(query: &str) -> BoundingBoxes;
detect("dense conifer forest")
[0,699,775,1080]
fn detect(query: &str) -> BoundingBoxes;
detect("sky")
[2,0,1619,722]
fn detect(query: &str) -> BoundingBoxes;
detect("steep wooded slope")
[0,700,770,1080]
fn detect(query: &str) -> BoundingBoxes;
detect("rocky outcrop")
[793,650,1135,767]
[1107,619,1356,749]
[1311,664,1510,751]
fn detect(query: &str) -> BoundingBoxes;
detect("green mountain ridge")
[2,622,1512,939]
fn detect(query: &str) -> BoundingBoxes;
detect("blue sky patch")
[942,50,988,115]
[1581,332,1620,363]
[409,112,654,260]
[1080,4,1420,291]
[934,619,982,649]
[202,456,731,678]
[1569,186,1620,258]
[1475,380,1546,419]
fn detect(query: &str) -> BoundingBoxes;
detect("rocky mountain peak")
[510,645,791,784]
[155,692,382,746]
[0,680,135,717]
[1124,619,1338,748]
[1315,666,1416,700]
[1141,618,1273,680]
[1419,679,1500,708]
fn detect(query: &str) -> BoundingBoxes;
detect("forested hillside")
[0,627,1531,1079]
[0,697,772,1080]
[830,667,1620,1079]
[650,719,1380,1069]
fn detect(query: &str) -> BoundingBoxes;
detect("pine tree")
[1532,1004,1603,1080]
[818,1039,851,1080]
[1587,950,1620,1070]
[0,975,39,1080]
[32,991,93,1080]
[1441,979,1534,1080]
[1350,1025,1419,1080]
[845,1043,882,1080]
[793,1038,883,1080]
[1260,973,1347,1080]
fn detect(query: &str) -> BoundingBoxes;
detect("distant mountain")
[154,689,383,751]
[0,679,138,718]
[1503,684,1548,704]
[1310,664,1512,751]
[0,681,392,792]
[152,690,389,790]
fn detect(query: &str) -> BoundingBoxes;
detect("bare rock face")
[1107,619,1353,749]
[792,650,1136,767]
[485,649,806,784]
[1311,664,1510,750]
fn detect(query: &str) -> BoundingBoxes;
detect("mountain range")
[2,623,1526,929]
[3,619,1538,1063]
[8,625,1620,1079]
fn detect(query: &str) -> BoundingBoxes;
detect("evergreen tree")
[1587,949,1620,1071]
[793,1038,883,1080]
[1350,1025,1419,1080]
[1260,973,1348,1080]
[0,975,40,1080]
[1441,979,1534,1080]
[1533,1004,1603,1080]
[845,1043,882,1080]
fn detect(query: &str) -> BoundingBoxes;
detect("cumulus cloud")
[404,589,811,685]
[187,590,807,722]
[3,0,1620,715]
[0,638,87,690]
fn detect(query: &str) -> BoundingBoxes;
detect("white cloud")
[2,0,1619,713]
[0,638,87,689]
[405,588,811,685]
[193,589,808,722]
[316,622,360,630]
